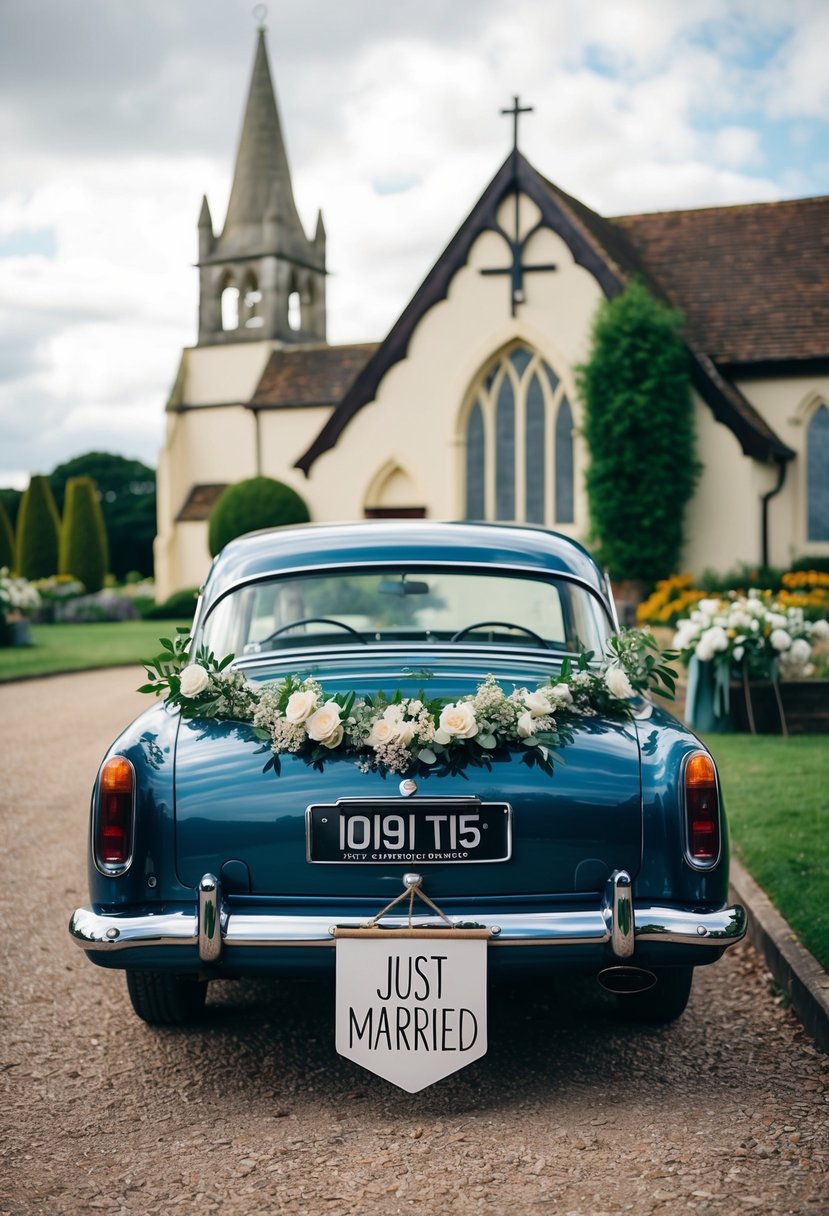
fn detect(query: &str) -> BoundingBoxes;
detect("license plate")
[306,799,512,864]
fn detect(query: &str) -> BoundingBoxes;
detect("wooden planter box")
[728,679,829,735]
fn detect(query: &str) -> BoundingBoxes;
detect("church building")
[154,28,829,601]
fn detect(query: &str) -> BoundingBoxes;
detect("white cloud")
[0,0,827,486]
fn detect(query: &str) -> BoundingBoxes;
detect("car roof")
[199,520,608,615]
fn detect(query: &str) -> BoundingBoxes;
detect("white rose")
[434,701,479,743]
[524,689,553,716]
[285,689,318,723]
[706,626,730,653]
[396,719,417,747]
[811,618,829,639]
[382,703,404,724]
[319,723,344,750]
[698,599,721,617]
[769,629,792,652]
[732,645,745,663]
[604,665,635,700]
[786,638,811,668]
[549,683,573,705]
[517,710,536,738]
[368,718,396,748]
[179,664,210,698]
[306,701,343,742]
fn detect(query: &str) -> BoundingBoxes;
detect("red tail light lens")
[684,751,720,865]
[96,756,135,872]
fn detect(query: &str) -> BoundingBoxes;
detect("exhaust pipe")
[597,966,657,995]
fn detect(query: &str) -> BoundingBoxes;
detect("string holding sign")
[334,873,491,1091]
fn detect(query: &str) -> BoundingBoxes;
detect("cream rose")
[306,700,343,742]
[179,664,210,698]
[434,701,479,744]
[285,689,318,723]
[319,723,344,750]
[604,665,635,700]
[549,683,573,705]
[368,718,396,749]
[524,689,553,717]
[517,710,536,739]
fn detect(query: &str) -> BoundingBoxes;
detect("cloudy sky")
[1,0,827,489]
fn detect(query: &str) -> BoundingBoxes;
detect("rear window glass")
[199,568,610,657]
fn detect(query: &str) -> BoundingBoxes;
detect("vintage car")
[70,522,746,1031]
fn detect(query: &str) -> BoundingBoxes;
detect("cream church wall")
[734,373,829,564]
[258,406,333,503]
[305,196,603,531]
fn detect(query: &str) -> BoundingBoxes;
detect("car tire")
[614,966,693,1023]
[125,971,208,1025]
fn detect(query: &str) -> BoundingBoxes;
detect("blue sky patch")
[0,228,58,259]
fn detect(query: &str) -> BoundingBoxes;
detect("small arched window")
[288,291,301,332]
[463,345,576,527]
[807,403,829,541]
[220,279,239,331]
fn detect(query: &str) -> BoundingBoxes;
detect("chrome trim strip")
[198,873,221,962]
[69,901,746,952]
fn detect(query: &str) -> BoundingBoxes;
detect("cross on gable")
[501,95,533,155]
[479,97,557,316]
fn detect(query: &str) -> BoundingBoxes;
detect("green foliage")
[59,476,109,593]
[0,488,22,533]
[0,501,14,570]
[208,476,310,557]
[16,475,60,579]
[577,280,699,583]
[50,452,156,579]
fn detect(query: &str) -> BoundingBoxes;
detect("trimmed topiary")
[577,280,699,584]
[208,477,310,557]
[59,476,109,593]
[16,475,61,580]
[0,500,14,570]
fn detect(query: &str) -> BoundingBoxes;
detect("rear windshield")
[199,568,611,657]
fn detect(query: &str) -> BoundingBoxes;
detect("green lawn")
[0,620,191,681]
[707,734,829,971]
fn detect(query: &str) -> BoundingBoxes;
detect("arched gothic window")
[220,275,239,331]
[463,345,575,526]
[807,403,829,541]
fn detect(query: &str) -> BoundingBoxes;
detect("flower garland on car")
[139,628,677,778]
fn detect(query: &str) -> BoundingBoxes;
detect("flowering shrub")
[636,574,706,627]
[140,629,677,778]
[0,568,41,623]
[672,591,829,680]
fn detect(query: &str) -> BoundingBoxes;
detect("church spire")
[197,25,327,346]
[220,29,306,257]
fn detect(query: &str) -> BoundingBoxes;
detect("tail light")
[95,756,135,874]
[684,751,720,866]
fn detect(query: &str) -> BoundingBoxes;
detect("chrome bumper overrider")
[69,870,747,962]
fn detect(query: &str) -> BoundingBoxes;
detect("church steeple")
[197,25,326,346]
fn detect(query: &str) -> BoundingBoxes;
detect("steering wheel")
[261,617,369,646]
[448,621,550,649]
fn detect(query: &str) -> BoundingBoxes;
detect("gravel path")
[1,668,827,1216]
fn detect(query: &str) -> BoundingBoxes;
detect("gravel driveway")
[1,668,827,1215]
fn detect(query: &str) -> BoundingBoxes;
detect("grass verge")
[0,621,191,681]
[707,734,829,972]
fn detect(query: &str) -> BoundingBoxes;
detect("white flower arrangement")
[0,568,41,623]
[140,628,677,778]
[672,590,826,679]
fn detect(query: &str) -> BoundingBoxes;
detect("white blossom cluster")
[0,568,41,621]
[672,591,829,675]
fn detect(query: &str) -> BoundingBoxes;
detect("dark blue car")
[70,522,746,1027]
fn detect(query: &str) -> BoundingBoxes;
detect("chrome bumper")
[69,871,747,962]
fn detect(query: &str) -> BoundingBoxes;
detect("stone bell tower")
[196,24,326,346]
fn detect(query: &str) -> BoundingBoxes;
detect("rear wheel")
[614,966,693,1023]
[125,971,208,1026]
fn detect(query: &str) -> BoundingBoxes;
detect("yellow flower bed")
[636,575,705,626]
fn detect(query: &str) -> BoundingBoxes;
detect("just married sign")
[335,929,489,1092]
